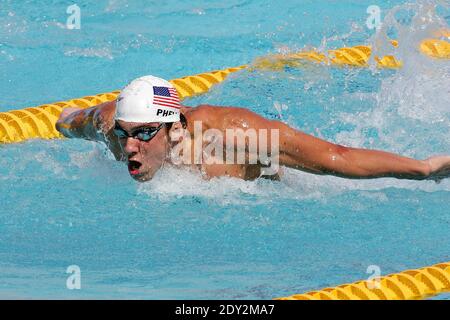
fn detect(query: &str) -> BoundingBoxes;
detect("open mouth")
[128,160,142,176]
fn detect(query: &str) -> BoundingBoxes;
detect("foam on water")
[372,1,449,128]
[64,47,114,59]
[2,137,447,208]
[137,164,449,206]
[331,0,450,165]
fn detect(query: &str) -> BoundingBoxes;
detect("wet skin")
[56,100,450,182]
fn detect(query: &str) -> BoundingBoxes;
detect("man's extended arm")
[274,120,450,181]
[222,107,449,181]
[56,101,124,160]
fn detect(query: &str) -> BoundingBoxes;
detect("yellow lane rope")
[1,38,448,144]
[0,66,246,144]
[254,38,449,70]
[277,261,450,300]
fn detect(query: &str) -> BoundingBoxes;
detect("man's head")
[114,75,184,181]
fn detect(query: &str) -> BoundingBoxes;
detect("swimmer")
[56,75,450,182]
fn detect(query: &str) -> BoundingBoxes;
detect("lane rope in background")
[277,261,450,300]
[1,38,449,144]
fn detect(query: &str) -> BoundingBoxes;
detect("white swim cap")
[114,75,181,123]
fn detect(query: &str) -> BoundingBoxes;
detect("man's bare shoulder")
[187,104,257,120]
[185,104,263,129]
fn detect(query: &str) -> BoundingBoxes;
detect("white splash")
[337,0,450,159]
[136,164,449,205]
[64,47,114,60]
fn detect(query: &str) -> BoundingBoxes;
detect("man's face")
[115,120,168,182]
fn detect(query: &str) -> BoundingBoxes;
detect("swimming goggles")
[113,123,165,142]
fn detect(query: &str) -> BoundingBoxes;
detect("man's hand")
[55,107,83,137]
[54,101,124,160]
[425,156,450,183]
[57,107,82,125]
[55,102,115,140]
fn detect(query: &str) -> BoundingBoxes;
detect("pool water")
[0,0,449,299]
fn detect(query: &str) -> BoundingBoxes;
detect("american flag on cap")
[153,86,181,109]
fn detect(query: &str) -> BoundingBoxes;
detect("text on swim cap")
[156,109,176,117]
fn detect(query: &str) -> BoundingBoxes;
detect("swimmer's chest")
[199,163,262,180]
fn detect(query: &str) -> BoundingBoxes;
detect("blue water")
[1,0,449,299]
